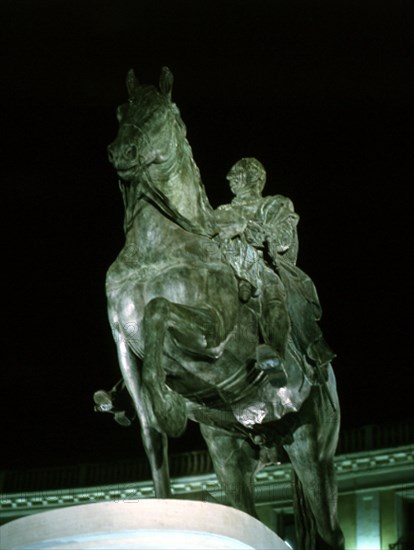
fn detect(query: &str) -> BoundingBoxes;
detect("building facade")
[1,421,413,549]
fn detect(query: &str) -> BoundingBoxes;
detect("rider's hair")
[236,158,266,193]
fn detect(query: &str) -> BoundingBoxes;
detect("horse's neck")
[122,199,211,269]
[145,142,215,236]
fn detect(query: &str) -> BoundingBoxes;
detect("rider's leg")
[260,270,290,359]
[256,271,290,386]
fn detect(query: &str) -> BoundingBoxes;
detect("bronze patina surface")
[96,68,344,549]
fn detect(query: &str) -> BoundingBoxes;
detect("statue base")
[0,499,290,549]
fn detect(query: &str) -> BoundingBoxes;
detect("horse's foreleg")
[114,330,171,498]
[140,298,187,438]
[142,297,226,437]
[200,424,260,518]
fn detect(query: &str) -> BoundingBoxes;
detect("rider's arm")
[261,195,299,265]
[214,207,248,240]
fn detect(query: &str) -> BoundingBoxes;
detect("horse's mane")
[127,83,215,237]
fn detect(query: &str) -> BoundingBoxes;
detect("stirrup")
[238,280,253,303]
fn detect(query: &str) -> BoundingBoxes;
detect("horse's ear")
[159,67,173,100]
[126,69,139,97]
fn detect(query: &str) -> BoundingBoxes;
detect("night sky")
[2,1,413,471]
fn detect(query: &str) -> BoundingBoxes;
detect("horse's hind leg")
[142,297,228,437]
[200,424,260,518]
[283,377,344,549]
[288,436,343,549]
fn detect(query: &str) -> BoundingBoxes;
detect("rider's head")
[226,158,266,198]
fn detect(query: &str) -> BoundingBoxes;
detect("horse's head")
[107,67,185,182]
[108,67,214,235]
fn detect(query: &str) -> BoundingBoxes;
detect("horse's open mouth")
[116,165,138,180]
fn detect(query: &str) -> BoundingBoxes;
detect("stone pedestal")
[0,499,290,549]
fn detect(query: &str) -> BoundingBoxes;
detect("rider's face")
[227,166,248,196]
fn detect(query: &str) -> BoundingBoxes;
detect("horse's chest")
[106,211,172,288]
[104,225,186,348]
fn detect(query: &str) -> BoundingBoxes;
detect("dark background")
[2,1,412,470]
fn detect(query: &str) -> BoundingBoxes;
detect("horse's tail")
[292,469,317,550]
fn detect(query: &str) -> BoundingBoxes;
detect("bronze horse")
[104,67,344,549]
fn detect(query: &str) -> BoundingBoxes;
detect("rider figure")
[216,158,294,386]
[216,157,334,384]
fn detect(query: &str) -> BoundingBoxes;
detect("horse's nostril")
[107,144,115,162]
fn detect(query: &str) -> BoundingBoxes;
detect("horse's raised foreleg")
[113,326,171,498]
[142,297,227,437]
[283,369,344,549]
[200,424,260,518]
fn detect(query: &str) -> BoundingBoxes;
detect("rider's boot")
[255,344,287,387]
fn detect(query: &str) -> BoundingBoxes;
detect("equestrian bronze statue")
[95,67,344,549]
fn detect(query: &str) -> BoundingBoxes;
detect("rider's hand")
[244,221,266,246]
[217,220,248,240]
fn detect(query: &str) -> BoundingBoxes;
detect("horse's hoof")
[114,411,133,427]
[93,389,114,412]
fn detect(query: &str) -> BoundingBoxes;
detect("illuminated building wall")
[1,421,413,549]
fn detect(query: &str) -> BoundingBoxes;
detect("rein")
[121,115,215,238]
